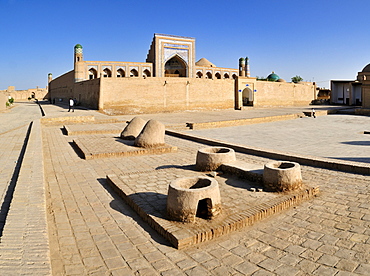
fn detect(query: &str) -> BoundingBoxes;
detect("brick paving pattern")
[0,101,369,275]
[107,167,318,249]
[73,134,177,160]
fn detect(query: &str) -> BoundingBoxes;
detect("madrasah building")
[48,33,316,114]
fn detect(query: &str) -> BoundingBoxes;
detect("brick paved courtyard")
[0,101,369,275]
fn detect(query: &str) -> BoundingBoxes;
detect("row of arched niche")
[88,68,152,79]
[196,71,237,80]
[88,67,238,80]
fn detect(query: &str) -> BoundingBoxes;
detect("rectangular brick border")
[64,125,122,136]
[107,174,319,249]
[185,111,328,130]
[73,139,177,160]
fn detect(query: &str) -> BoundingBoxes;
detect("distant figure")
[68,98,74,112]
[312,108,316,118]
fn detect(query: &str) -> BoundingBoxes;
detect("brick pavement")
[187,114,370,164]
[0,119,51,275]
[1,101,369,275]
[42,122,370,275]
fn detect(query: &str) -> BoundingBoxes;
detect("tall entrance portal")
[146,34,196,78]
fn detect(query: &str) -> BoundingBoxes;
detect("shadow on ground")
[341,141,370,146]
[68,142,85,159]
[97,178,172,247]
[155,164,196,171]
[328,156,370,164]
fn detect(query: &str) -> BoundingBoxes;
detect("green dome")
[267,72,280,82]
[74,44,82,49]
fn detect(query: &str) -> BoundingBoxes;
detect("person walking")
[311,108,316,118]
[68,98,74,112]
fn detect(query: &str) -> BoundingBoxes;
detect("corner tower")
[74,44,84,82]
[48,73,53,84]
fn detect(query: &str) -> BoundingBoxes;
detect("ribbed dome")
[74,44,83,49]
[196,58,216,67]
[362,64,370,72]
[267,72,280,82]
[277,78,286,82]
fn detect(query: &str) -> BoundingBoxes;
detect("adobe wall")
[362,85,370,108]
[0,86,48,101]
[73,79,100,109]
[254,81,315,107]
[49,70,75,103]
[100,77,234,114]
[0,92,8,111]
[49,70,100,109]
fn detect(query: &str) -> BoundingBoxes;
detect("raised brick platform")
[64,122,126,136]
[107,167,319,249]
[73,136,177,159]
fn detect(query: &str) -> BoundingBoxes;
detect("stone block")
[120,117,146,140]
[263,161,302,192]
[134,119,165,148]
[196,147,236,171]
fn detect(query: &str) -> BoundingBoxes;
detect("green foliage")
[8,97,14,104]
[291,75,303,83]
[6,101,10,107]
[256,76,267,81]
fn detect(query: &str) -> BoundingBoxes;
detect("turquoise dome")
[74,44,82,49]
[267,72,280,82]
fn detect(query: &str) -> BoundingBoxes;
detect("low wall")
[0,88,48,101]
[255,81,315,107]
[100,77,235,114]
[0,92,8,111]
[362,85,370,109]
[49,73,316,114]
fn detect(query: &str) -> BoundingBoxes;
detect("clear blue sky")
[1,0,370,90]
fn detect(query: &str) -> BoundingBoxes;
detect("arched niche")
[117,68,125,78]
[130,69,138,77]
[89,68,98,79]
[164,55,187,77]
[103,68,112,78]
[242,87,253,106]
[196,71,203,78]
[143,69,151,77]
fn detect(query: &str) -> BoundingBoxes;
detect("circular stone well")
[166,176,222,223]
[263,161,302,192]
[196,147,236,171]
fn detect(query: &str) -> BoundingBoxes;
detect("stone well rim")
[198,147,235,155]
[169,176,218,192]
[264,161,300,171]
